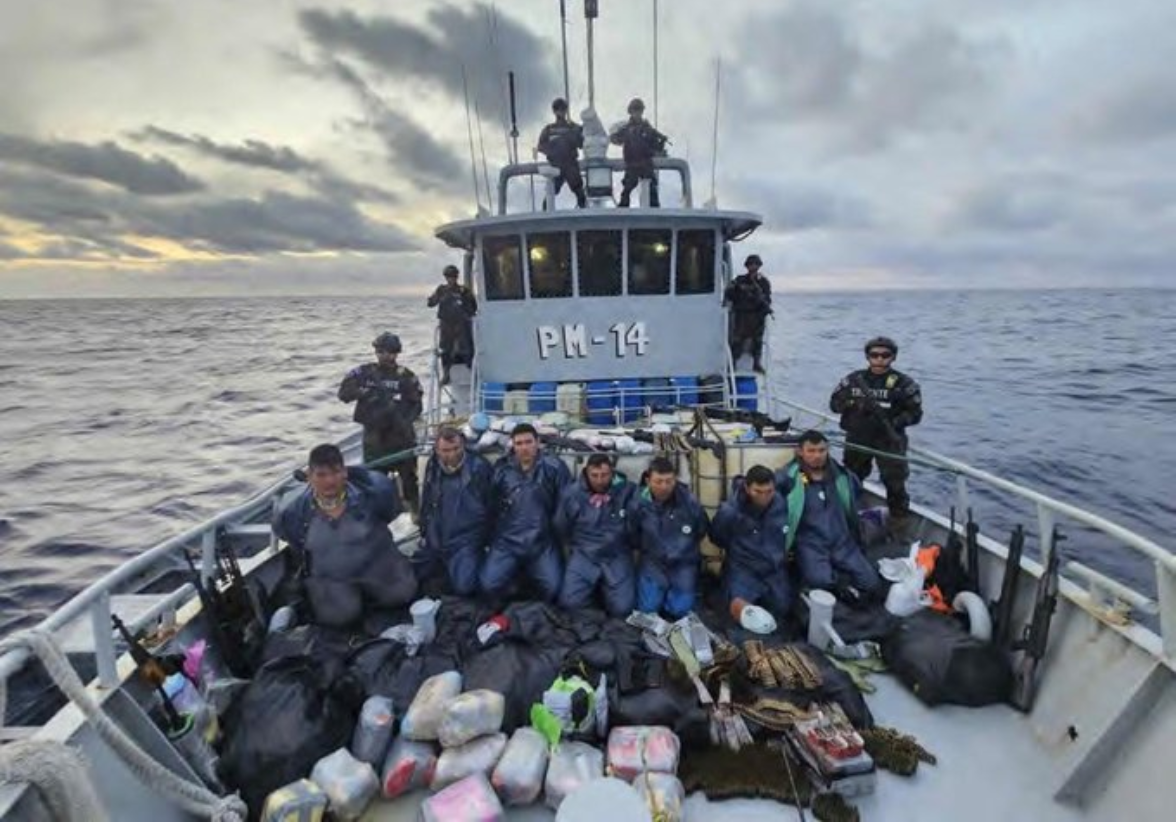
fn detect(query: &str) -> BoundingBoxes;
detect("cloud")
[297,5,557,114]
[0,166,417,259]
[1066,75,1176,145]
[0,132,203,195]
[132,125,399,204]
[733,4,997,151]
[313,57,466,191]
[732,177,873,232]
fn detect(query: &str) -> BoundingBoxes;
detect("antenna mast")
[709,57,722,207]
[462,65,483,210]
[560,0,571,105]
[585,0,598,109]
[508,71,520,164]
[653,0,659,127]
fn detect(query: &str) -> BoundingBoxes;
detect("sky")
[1,0,1174,297]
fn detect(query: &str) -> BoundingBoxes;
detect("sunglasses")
[867,351,893,360]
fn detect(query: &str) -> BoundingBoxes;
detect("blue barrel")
[616,378,643,422]
[529,381,558,413]
[670,376,699,406]
[586,380,616,424]
[643,377,674,410]
[482,381,507,412]
[733,375,758,411]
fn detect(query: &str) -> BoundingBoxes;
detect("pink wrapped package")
[606,726,681,782]
[380,736,437,798]
[420,773,504,822]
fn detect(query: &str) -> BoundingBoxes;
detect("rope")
[0,628,247,821]
[0,739,109,822]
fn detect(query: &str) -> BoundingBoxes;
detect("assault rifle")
[184,536,263,678]
[111,614,185,730]
[991,524,1025,649]
[965,507,981,594]
[1010,525,1064,712]
[846,374,900,443]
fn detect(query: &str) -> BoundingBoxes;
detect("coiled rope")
[0,628,246,821]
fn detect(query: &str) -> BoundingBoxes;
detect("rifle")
[991,524,1025,649]
[1010,525,1064,712]
[846,374,900,443]
[111,614,185,731]
[965,508,981,594]
[184,537,263,678]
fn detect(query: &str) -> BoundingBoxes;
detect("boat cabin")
[434,157,764,422]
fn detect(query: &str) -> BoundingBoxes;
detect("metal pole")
[560,0,571,105]
[586,18,595,109]
[653,0,659,127]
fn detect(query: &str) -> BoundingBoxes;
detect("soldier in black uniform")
[723,254,773,373]
[537,97,586,208]
[338,332,423,516]
[426,264,477,385]
[610,98,668,208]
[829,336,923,520]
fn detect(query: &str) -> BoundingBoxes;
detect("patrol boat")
[2,9,1175,822]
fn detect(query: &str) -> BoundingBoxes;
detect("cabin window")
[527,232,573,298]
[628,229,672,295]
[483,235,524,301]
[577,230,623,296]
[676,230,716,295]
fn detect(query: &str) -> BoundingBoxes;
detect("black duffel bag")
[883,610,1012,707]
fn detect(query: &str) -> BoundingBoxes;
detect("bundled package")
[401,671,463,741]
[260,778,328,822]
[606,726,681,781]
[489,727,549,806]
[352,695,395,766]
[419,773,505,822]
[381,736,438,799]
[437,690,506,748]
[544,741,603,811]
[633,772,686,822]
[309,748,378,821]
[431,732,508,790]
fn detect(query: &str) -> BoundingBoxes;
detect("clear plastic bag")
[352,695,395,766]
[401,670,463,741]
[309,747,378,821]
[260,778,328,822]
[438,689,506,748]
[544,741,603,811]
[380,736,438,799]
[606,726,681,781]
[420,773,505,822]
[431,732,508,790]
[633,772,685,822]
[490,727,549,806]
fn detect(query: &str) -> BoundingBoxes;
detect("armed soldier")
[338,332,423,516]
[426,264,477,385]
[610,98,668,208]
[723,254,773,373]
[537,97,586,208]
[829,336,922,523]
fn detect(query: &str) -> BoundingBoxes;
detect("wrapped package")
[352,695,395,766]
[381,736,438,799]
[606,726,681,781]
[260,778,328,822]
[544,741,603,811]
[431,732,508,790]
[309,748,378,821]
[401,670,463,741]
[634,772,685,822]
[490,727,549,806]
[420,773,505,822]
[438,689,506,748]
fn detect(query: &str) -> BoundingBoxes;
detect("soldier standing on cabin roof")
[537,97,587,208]
[610,98,669,208]
[829,336,923,524]
[427,264,477,385]
[723,254,773,373]
[338,332,423,517]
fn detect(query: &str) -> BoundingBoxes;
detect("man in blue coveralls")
[416,426,493,597]
[480,423,571,603]
[632,457,709,619]
[777,430,881,600]
[556,453,638,616]
[711,464,793,621]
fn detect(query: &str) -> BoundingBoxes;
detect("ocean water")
[1,289,1173,638]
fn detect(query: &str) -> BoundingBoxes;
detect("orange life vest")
[915,544,954,614]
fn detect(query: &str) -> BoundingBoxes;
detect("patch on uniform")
[886,374,898,389]
[682,525,693,535]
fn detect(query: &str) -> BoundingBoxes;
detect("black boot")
[753,359,765,374]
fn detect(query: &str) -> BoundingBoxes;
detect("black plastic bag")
[883,610,1012,706]
[219,655,357,817]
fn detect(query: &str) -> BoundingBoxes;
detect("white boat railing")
[771,395,1176,658]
